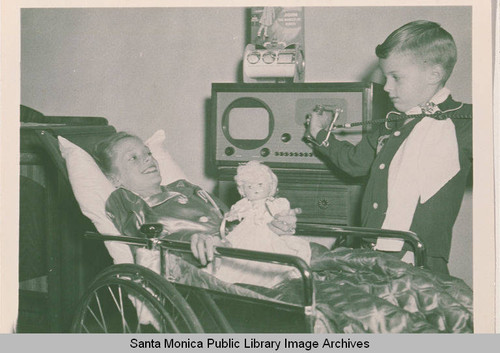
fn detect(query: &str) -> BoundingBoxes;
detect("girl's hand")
[224,210,238,222]
[268,208,302,235]
[190,233,231,266]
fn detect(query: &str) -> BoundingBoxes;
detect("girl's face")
[109,137,161,197]
[242,176,272,201]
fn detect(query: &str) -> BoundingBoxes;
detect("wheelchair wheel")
[71,264,204,333]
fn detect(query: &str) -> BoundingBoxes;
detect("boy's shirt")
[314,95,472,261]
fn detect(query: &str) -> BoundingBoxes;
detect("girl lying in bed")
[93,132,473,333]
[93,132,308,287]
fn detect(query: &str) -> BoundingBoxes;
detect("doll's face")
[241,176,272,201]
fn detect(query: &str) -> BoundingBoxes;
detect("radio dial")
[224,147,235,156]
[281,133,291,143]
[260,148,270,157]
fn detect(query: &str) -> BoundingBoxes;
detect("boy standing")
[308,20,472,274]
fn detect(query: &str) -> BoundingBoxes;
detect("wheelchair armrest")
[212,246,314,307]
[296,223,426,269]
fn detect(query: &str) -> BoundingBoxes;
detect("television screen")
[228,108,269,140]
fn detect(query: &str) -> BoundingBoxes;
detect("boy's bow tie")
[404,102,443,119]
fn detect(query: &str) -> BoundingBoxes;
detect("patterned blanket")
[163,246,473,333]
[273,247,473,333]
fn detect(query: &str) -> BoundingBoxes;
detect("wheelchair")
[71,224,426,333]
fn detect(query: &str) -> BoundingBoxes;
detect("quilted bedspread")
[164,245,472,333]
[273,247,473,333]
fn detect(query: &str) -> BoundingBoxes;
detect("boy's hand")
[308,111,331,140]
[268,208,302,235]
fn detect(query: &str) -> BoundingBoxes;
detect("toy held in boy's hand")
[304,105,343,148]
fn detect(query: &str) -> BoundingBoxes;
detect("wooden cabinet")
[18,109,116,332]
[217,166,364,227]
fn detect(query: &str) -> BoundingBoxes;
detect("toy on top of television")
[304,104,344,148]
[243,7,305,83]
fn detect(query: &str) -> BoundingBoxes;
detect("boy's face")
[379,53,440,113]
[109,137,162,196]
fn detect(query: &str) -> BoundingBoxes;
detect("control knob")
[281,133,291,143]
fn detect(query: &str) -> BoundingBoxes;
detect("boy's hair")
[376,20,457,83]
[93,132,138,175]
[235,160,278,198]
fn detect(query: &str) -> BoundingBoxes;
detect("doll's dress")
[259,7,275,27]
[211,197,312,288]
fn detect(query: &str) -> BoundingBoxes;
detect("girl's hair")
[93,132,138,175]
[235,160,278,197]
[375,20,457,83]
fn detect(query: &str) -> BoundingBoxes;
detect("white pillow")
[145,129,187,185]
[58,129,187,264]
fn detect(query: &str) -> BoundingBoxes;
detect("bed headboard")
[21,105,117,186]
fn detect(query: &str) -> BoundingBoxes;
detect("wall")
[21,7,246,189]
[21,6,472,285]
[304,6,472,102]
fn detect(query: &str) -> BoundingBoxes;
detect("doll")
[257,7,276,38]
[225,160,288,227]
[212,161,311,287]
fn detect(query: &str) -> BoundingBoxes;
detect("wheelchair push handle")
[140,223,163,238]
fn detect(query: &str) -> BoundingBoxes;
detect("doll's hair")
[234,160,278,197]
[376,20,457,83]
[93,131,139,175]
